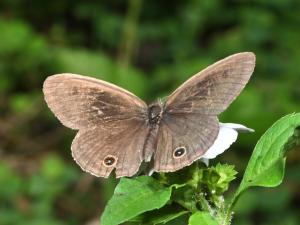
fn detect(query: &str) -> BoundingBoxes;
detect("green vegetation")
[100,113,300,225]
[0,1,300,225]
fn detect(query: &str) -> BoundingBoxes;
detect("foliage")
[188,212,218,225]
[100,113,300,225]
[100,177,173,225]
[233,113,300,201]
[0,155,79,225]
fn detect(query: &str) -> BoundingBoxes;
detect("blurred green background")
[0,1,299,225]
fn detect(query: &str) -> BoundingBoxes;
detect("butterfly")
[43,52,255,178]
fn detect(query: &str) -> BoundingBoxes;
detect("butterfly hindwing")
[154,114,219,172]
[72,118,150,178]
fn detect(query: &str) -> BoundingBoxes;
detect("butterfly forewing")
[43,74,147,129]
[165,52,256,115]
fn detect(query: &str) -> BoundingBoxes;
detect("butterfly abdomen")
[141,103,163,162]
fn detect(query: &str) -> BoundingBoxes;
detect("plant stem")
[118,0,143,67]
[197,193,213,214]
[221,208,233,225]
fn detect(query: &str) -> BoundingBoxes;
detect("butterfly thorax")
[148,103,163,125]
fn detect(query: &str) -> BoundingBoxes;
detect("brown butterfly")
[43,52,255,178]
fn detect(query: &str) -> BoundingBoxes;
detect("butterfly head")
[148,103,163,125]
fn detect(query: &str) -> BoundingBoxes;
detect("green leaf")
[233,113,300,204]
[0,162,23,200]
[56,48,113,81]
[153,210,188,225]
[188,212,218,225]
[100,176,173,225]
[164,214,189,225]
[131,204,188,225]
[10,93,38,113]
[41,155,65,180]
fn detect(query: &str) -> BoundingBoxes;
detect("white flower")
[201,123,254,160]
